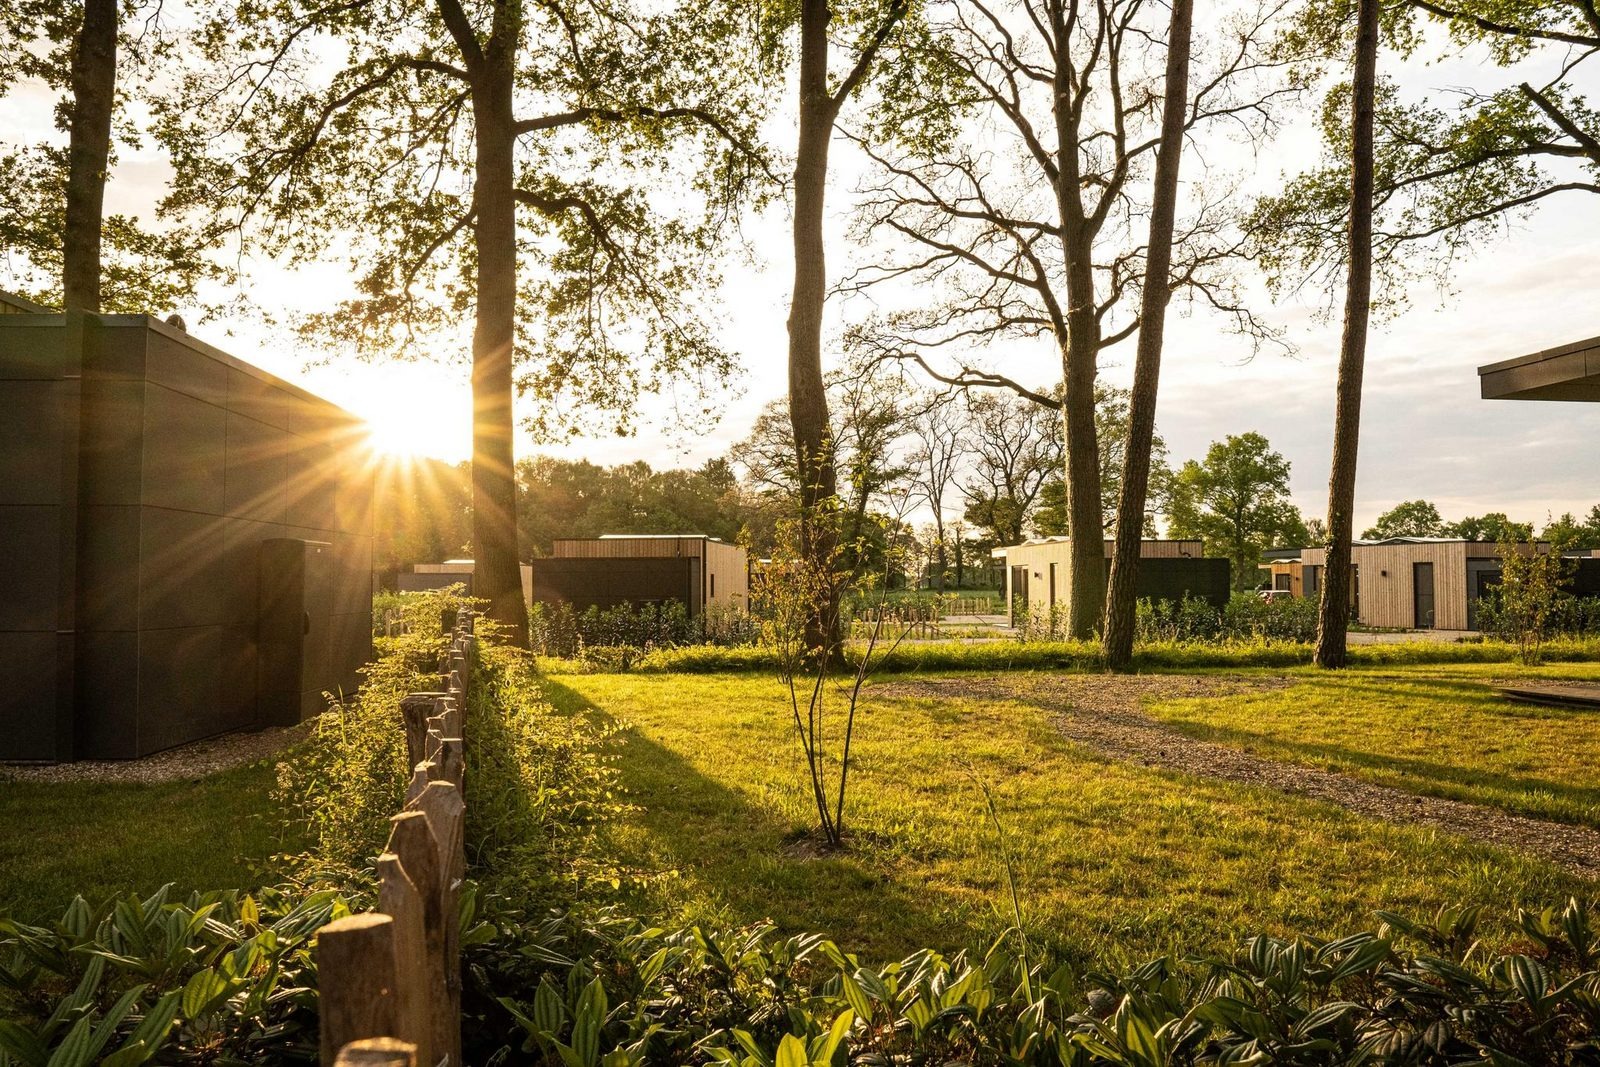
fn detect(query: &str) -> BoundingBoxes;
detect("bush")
[1134,594,1318,645]
[0,884,349,1066]
[276,586,467,885]
[1477,590,1600,642]
[474,899,1600,1066]
[528,600,761,659]
[465,640,633,902]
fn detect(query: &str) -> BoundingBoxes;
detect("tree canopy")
[1167,432,1309,589]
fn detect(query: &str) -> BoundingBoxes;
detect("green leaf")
[0,1020,50,1067]
[774,1034,808,1067]
[44,1018,94,1067]
[839,972,872,1021]
[181,969,230,1019]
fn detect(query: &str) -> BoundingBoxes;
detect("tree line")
[5,0,1593,664]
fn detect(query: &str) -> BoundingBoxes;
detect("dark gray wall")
[1112,557,1232,610]
[0,313,374,760]
[531,557,700,615]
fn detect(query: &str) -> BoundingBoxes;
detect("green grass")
[0,759,305,921]
[1147,666,1600,828]
[545,669,1598,968]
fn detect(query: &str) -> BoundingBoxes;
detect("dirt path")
[877,675,1600,879]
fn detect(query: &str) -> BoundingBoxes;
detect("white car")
[1257,588,1293,603]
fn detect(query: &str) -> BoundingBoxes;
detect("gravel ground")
[877,674,1600,878]
[0,723,310,784]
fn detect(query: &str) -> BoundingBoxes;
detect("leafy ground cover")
[1146,666,1600,829]
[544,668,1599,968]
[0,759,304,921]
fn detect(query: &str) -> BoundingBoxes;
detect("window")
[710,573,716,598]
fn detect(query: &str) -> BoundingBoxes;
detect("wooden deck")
[1496,684,1600,710]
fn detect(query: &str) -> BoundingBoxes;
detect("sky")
[7,12,1598,535]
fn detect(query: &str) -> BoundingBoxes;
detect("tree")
[960,392,1061,547]
[1544,509,1600,551]
[1363,499,1443,539]
[1104,0,1194,669]
[1,1,214,311]
[906,393,964,588]
[733,366,914,570]
[784,0,914,653]
[166,0,768,643]
[848,0,1290,638]
[1255,2,1600,302]
[1034,385,1172,538]
[1443,512,1525,543]
[1314,0,1380,671]
[1304,516,1330,546]
[1496,525,1575,666]
[1167,433,1309,590]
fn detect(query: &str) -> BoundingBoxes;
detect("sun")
[351,364,473,462]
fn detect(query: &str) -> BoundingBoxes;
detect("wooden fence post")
[334,1038,418,1067]
[432,737,464,791]
[376,853,431,1067]
[317,914,401,1065]
[400,694,440,769]
[385,812,445,1067]
[408,781,465,1067]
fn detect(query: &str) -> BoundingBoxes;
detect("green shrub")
[277,587,466,885]
[474,898,1600,1066]
[465,642,633,902]
[528,600,761,658]
[0,884,349,1066]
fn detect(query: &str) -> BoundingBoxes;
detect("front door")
[1413,562,1435,629]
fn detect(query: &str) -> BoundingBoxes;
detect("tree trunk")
[1050,7,1106,642]
[1058,334,1104,639]
[788,0,841,655]
[1315,0,1379,670]
[63,0,118,312]
[469,60,531,645]
[1104,0,1193,669]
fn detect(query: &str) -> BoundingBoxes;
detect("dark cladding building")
[0,304,374,761]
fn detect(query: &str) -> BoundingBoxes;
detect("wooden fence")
[854,602,943,640]
[315,610,477,1067]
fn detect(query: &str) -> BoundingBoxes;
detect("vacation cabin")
[1269,538,1600,630]
[993,537,1230,626]
[0,300,374,760]
[401,535,749,618]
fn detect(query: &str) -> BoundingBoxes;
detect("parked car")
[1257,588,1293,603]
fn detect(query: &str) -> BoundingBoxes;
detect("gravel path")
[877,674,1600,878]
[0,723,310,784]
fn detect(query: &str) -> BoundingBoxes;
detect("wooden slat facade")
[1297,541,1548,630]
[998,539,1210,621]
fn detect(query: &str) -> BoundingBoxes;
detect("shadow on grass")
[540,677,967,961]
[1148,674,1600,826]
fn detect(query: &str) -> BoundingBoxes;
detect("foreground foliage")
[0,885,346,1066]
[478,899,1600,1065]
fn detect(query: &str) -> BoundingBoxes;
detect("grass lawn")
[545,668,1599,969]
[0,759,305,921]
[1147,665,1600,828]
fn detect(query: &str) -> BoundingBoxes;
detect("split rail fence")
[315,609,477,1067]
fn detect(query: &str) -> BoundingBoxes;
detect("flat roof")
[1478,335,1600,402]
[0,310,364,422]
[0,289,51,313]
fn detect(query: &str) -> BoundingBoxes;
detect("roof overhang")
[1479,336,1600,402]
